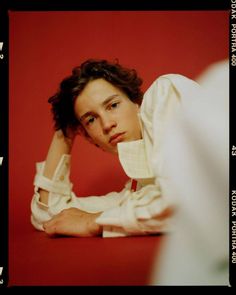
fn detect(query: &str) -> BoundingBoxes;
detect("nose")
[100,114,117,134]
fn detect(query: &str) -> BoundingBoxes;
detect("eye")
[109,102,120,110]
[86,116,95,125]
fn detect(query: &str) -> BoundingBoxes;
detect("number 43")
[232,145,236,156]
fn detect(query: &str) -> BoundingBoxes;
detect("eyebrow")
[79,94,119,122]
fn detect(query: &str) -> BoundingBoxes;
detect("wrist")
[55,130,75,148]
[90,213,103,236]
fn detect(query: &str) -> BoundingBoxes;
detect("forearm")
[39,130,75,204]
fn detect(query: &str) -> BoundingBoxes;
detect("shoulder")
[146,74,199,93]
[140,74,202,113]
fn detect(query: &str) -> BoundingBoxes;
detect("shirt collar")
[117,104,155,180]
[117,139,154,180]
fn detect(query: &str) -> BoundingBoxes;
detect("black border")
[0,0,232,288]
[230,0,236,288]
[6,0,230,11]
[0,0,9,290]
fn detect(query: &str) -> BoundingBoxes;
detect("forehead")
[81,78,122,98]
[74,78,125,113]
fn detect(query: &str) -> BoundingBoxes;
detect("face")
[74,78,142,154]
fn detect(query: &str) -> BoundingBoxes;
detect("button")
[60,175,65,181]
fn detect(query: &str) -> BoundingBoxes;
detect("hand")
[43,208,102,237]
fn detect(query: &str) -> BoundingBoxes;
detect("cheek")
[126,111,141,138]
[127,104,139,118]
[86,128,103,144]
[126,109,139,126]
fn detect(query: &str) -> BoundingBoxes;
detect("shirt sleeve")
[30,154,128,232]
[96,183,173,238]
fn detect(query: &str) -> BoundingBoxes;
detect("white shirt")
[31,74,201,238]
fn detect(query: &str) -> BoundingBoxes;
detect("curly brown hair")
[48,59,143,137]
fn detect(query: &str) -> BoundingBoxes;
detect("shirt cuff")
[33,154,73,195]
[95,199,141,235]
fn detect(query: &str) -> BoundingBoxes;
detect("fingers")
[43,219,57,236]
[42,212,63,235]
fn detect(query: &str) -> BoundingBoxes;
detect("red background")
[9,11,229,285]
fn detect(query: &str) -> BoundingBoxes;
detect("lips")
[109,132,126,145]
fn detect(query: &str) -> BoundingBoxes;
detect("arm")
[41,182,172,238]
[31,129,104,236]
[38,129,75,205]
[32,150,172,238]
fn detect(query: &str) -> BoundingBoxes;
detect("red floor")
[9,222,163,286]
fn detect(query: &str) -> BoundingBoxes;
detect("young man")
[31,59,201,238]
